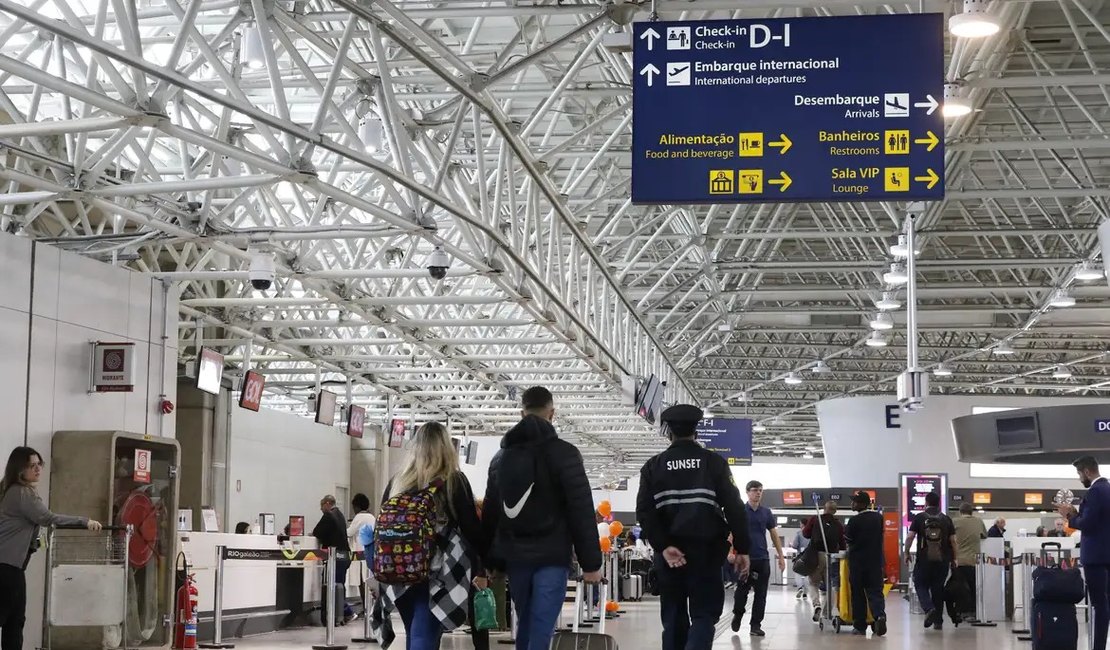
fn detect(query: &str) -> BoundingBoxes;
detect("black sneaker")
[812,606,821,623]
[750,627,766,637]
[852,628,867,636]
[873,616,887,637]
[934,620,944,631]
[923,609,937,628]
[731,612,743,632]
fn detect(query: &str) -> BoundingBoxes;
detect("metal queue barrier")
[198,545,348,650]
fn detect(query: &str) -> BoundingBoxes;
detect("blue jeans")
[507,564,570,650]
[913,560,948,614]
[395,583,443,650]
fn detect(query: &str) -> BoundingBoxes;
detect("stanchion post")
[312,550,347,650]
[351,554,374,644]
[1015,553,1033,637]
[199,545,235,649]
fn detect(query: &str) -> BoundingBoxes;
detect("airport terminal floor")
[230,588,1092,650]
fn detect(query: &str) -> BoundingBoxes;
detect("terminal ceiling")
[1,0,1108,480]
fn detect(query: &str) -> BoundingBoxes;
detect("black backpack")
[497,441,558,536]
[923,516,946,562]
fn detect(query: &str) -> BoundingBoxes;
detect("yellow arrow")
[769,134,792,154]
[768,171,792,192]
[914,168,940,190]
[914,130,940,152]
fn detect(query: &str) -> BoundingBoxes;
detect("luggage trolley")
[41,524,132,650]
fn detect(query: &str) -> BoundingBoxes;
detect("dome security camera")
[426,246,450,281]
[248,250,276,291]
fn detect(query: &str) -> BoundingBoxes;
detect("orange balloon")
[609,521,624,537]
[606,601,619,612]
[598,501,612,517]
[599,537,612,553]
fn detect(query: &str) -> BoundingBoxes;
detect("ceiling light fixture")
[1075,261,1103,282]
[784,372,803,385]
[870,312,895,331]
[1052,365,1073,379]
[803,452,815,459]
[889,234,921,258]
[875,292,901,311]
[943,83,973,119]
[772,438,785,445]
[949,0,1002,38]
[753,422,766,433]
[243,23,267,70]
[933,363,953,377]
[993,341,1015,356]
[811,359,831,374]
[865,332,889,347]
[773,448,785,454]
[1049,289,1076,309]
[359,115,385,154]
[883,262,909,285]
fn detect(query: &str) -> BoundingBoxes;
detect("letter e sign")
[885,405,901,429]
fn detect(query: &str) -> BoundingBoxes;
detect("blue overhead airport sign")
[696,418,753,466]
[631,14,945,204]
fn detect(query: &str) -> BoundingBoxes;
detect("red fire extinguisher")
[174,554,198,649]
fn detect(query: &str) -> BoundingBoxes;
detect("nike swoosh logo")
[503,483,534,519]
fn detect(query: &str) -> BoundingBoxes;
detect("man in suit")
[1059,456,1110,650]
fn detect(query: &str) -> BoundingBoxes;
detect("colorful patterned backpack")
[372,479,444,584]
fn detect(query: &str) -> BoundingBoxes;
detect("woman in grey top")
[0,446,101,649]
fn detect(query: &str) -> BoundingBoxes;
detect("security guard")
[636,404,751,650]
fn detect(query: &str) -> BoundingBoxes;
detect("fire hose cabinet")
[49,431,181,650]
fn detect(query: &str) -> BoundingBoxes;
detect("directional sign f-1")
[631,14,945,204]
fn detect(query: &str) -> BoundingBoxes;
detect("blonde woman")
[381,423,486,650]
[0,447,102,648]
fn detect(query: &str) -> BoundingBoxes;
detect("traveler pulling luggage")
[1029,542,1083,650]
[551,579,619,650]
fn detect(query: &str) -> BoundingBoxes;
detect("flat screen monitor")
[315,390,337,426]
[196,348,224,395]
[465,441,479,465]
[389,419,406,448]
[238,370,265,411]
[636,375,662,424]
[996,414,1041,451]
[346,405,365,438]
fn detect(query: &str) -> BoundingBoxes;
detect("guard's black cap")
[661,404,704,424]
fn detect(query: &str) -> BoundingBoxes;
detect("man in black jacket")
[845,491,887,637]
[483,386,601,650]
[637,404,750,650]
[312,495,353,626]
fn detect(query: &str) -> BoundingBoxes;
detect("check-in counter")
[178,532,363,639]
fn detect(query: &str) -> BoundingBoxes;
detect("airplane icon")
[884,92,910,117]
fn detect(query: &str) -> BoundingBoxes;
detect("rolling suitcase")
[621,574,644,602]
[1033,542,1085,605]
[1031,601,1078,650]
[551,579,619,650]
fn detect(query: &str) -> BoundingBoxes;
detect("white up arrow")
[640,28,661,50]
[640,63,661,87]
